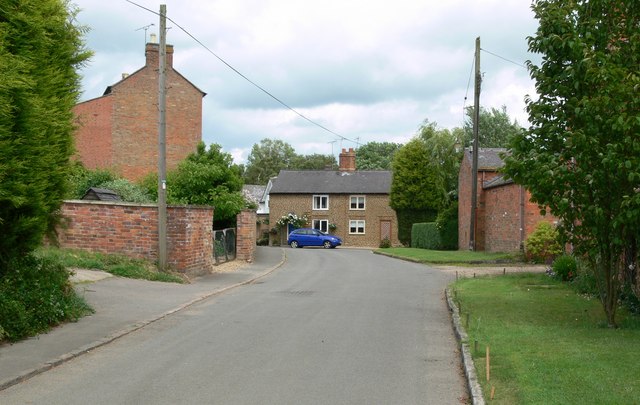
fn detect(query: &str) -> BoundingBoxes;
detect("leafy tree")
[244,138,297,184]
[462,105,523,148]
[355,141,402,170]
[291,153,337,170]
[0,0,91,272]
[167,142,246,225]
[390,121,461,245]
[502,0,640,327]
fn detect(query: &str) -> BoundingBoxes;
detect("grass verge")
[37,247,185,283]
[376,247,519,264]
[452,273,640,404]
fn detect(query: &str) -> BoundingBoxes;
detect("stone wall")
[57,201,214,276]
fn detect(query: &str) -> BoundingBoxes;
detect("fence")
[213,227,236,264]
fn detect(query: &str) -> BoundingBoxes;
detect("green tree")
[502,0,640,327]
[244,138,297,184]
[291,153,337,170]
[390,121,461,245]
[0,0,91,272]
[167,142,245,225]
[462,105,523,148]
[355,141,402,170]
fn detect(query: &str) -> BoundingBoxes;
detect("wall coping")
[63,200,214,211]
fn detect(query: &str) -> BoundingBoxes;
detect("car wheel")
[290,240,299,248]
[323,241,332,249]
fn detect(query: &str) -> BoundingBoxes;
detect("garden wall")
[56,200,214,276]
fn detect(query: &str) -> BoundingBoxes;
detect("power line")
[125,0,358,146]
[462,53,475,124]
[480,48,528,69]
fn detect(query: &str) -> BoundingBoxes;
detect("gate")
[213,227,236,264]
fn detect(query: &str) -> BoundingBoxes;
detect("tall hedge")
[411,223,441,249]
[0,0,91,273]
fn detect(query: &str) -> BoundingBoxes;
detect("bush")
[552,254,577,281]
[0,254,92,342]
[411,222,441,249]
[435,202,458,250]
[396,209,437,246]
[67,163,117,199]
[99,179,153,203]
[525,222,563,263]
[379,238,391,248]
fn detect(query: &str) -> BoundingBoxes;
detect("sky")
[72,0,541,164]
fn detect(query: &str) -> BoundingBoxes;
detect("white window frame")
[350,195,366,210]
[313,195,329,210]
[349,220,366,234]
[312,219,329,233]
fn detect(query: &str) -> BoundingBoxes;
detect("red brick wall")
[458,154,557,252]
[73,96,114,170]
[236,210,257,262]
[57,201,214,276]
[73,43,203,182]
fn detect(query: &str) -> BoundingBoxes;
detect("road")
[1,248,467,404]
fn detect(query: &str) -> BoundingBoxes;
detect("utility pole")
[469,36,481,251]
[157,4,168,271]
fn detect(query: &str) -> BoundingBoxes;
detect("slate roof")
[270,170,391,194]
[242,185,267,204]
[82,187,121,201]
[464,148,508,170]
[483,174,514,189]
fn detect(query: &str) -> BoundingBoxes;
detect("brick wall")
[458,154,557,252]
[236,209,257,262]
[269,193,400,247]
[57,201,214,276]
[73,43,204,182]
[73,96,114,170]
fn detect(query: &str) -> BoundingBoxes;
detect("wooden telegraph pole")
[469,37,481,251]
[157,4,168,271]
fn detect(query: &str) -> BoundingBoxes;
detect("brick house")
[73,39,206,181]
[269,148,400,247]
[458,148,556,252]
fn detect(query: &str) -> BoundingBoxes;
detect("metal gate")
[213,227,236,264]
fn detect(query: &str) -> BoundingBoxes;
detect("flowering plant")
[275,213,308,229]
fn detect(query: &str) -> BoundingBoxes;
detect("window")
[313,219,329,233]
[350,195,365,210]
[313,195,329,210]
[349,220,365,234]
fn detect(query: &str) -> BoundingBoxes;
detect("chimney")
[145,37,174,69]
[339,148,356,172]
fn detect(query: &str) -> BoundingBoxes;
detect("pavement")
[0,246,286,391]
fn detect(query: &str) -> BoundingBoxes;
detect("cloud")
[73,0,540,163]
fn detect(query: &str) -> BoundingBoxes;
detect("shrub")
[525,221,563,263]
[435,202,458,250]
[552,254,577,281]
[379,238,391,248]
[396,209,437,246]
[0,254,92,342]
[411,222,441,249]
[99,179,153,203]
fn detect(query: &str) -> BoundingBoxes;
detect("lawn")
[452,273,640,404]
[376,247,518,264]
[38,247,185,283]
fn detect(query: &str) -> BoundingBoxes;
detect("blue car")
[287,228,342,249]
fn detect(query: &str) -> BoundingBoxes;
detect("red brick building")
[458,148,556,252]
[73,41,206,181]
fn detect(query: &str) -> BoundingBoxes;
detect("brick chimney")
[339,148,356,172]
[145,41,174,69]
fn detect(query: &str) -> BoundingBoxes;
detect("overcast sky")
[72,0,540,164]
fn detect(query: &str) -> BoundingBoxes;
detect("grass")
[38,247,185,283]
[452,273,640,404]
[376,247,519,264]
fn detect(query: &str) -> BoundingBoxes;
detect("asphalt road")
[1,248,466,404]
